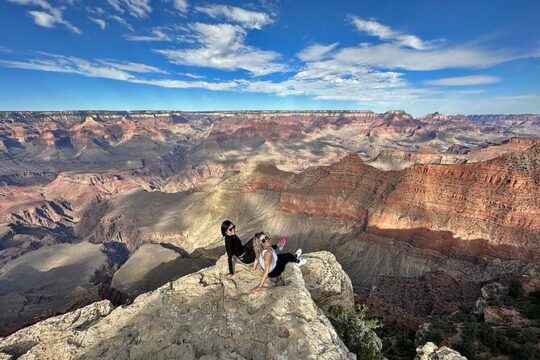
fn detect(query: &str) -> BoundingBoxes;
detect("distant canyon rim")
[0,110,539,339]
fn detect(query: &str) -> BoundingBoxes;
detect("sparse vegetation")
[377,277,540,360]
[328,304,384,360]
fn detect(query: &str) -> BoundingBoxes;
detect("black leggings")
[268,253,298,278]
[238,239,256,264]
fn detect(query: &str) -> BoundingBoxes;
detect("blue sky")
[0,0,539,115]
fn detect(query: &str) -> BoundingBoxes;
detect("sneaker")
[298,258,307,266]
[277,236,287,251]
[294,248,302,259]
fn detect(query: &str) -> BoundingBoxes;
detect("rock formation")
[414,342,466,360]
[0,251,359,359]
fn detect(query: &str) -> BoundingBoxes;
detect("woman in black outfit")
[222,220,256,279]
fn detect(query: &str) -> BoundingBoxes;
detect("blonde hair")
[253,231,270,259]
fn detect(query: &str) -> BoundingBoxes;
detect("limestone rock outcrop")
[414,342,467,360]
[299,251,354,313]
[0,251,356,359]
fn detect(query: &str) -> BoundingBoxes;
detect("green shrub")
[328,304,384,360]
[508,279,524,299]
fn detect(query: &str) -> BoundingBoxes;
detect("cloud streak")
[194,4,272,29]
[0,53,239,91]
[106,0,152,18]
[88,17,106,30]
[124,29,171,41]
[350,16,427,50]
[425,75,500,86]
[297,43,339,62]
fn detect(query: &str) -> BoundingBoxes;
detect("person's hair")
[253,232,270,259]
[221,220,234,237]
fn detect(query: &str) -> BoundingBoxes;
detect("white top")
[258,249,277,272]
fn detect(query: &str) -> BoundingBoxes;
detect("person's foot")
[294,248,302,259]
[298,258,307,266]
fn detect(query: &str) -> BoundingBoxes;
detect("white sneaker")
[298,258,307,266]
[294,248,302,258]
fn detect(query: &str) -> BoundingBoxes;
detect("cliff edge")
[0,251,357,359]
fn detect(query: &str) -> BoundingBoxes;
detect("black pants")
[238,239,256,264]
[268,253,298,278]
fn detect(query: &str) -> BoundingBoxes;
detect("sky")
[0,0,539,115]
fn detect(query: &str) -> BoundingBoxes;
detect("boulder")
[415,342,467,360]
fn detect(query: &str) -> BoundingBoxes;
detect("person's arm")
[225,237,234,277]
[251,252,271,293]
[250,258,258,272]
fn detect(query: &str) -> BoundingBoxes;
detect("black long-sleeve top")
[224,234,245,275]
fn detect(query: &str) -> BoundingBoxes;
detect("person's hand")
[224,273,233,279]
[250,267,256,272]
[250,286,262,294]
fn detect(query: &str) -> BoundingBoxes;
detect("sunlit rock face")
[0,252,357,360]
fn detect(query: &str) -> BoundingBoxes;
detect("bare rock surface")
[299,251,354,312]
[415,342,467,360]
[0,251,355,359]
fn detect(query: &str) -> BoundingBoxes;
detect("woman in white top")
[250,232,305,294]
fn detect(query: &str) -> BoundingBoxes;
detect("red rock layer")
[247,146,540,262]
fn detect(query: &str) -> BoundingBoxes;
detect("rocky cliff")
[0,251,361,359]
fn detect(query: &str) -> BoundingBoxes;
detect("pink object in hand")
[277,236,286,251]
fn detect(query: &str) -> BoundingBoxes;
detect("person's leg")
[239,239,256,264]
[268,253,298,278]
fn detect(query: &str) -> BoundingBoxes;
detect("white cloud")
[8,0,81,34]
[331,43,538,71]
[170,0,188,14]
[110,15,134,31]
[0,54,167,80]
[7,0,50,8]
[297,43,339,62]
[130,78,239,90]
[124,29,171,41]
[28,10,55,27]
[194,4,272,29]
[350,16,427,50]
[154,23,287,76]
[425,75,500,86]
[179,72,206,79]
[86,6,105,15]
[106,0,124,13]
[0,46,12,53]
[494,94,540,101]
[106,0,151,18]
[98,60,168,74]
[0,53,239,91]
[88,17,106,30]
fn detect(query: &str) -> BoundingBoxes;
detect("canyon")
[0,110,539,358]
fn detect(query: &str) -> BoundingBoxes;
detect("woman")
[250,232,306,294]
[221,220,256,279]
